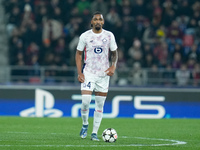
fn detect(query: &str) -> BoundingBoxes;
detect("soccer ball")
[102,128,118,143]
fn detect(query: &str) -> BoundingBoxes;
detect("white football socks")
[92,96,106,134]
[92,111,103,134]
[95,96,106,112]
[81,95,91,125]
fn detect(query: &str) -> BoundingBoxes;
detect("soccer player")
[75,11,118,141]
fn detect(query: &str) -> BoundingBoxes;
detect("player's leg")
[80,73,95,139]
[91,75,110,141]
[81,91,92,126]
[80,90,92,138]
[91,92,107,141]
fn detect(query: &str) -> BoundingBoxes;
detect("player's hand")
[105,66,116,76]
[78,73,85,83]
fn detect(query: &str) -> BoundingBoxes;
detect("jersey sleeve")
[77,33,85,51]
[110,32,118,51]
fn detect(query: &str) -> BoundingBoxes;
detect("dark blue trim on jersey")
[82,63,86,73]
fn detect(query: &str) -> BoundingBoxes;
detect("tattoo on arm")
[111,50,118,67]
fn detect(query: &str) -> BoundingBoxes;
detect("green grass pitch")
[0,117,199,150]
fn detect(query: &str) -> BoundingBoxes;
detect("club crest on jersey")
[102,38,107,43]
[94,47,103,54]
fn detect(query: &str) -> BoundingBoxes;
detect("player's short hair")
[92,11,103,18]
[91,11,103,27]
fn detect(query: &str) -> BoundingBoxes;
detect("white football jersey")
[77,29,117,76]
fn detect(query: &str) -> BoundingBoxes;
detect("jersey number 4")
[83,82,91,88]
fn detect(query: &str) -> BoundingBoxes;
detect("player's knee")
[95,101,105,112]
[82,101,90,110]
[81,95,91,110]
[95,96,106,112]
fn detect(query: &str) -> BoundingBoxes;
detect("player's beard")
[95,24,101,31]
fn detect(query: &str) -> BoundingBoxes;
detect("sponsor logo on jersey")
[94,47,103,54]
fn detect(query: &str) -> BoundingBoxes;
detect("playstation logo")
[20,89,63,117]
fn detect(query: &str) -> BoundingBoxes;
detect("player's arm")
[105,50,118,76]
[75,50,85,83]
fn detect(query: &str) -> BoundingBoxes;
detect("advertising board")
[0,86,199,118]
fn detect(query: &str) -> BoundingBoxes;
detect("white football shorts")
[81,71,110,93]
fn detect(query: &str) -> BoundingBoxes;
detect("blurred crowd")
[2,0,200,86]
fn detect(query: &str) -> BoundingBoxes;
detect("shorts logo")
[94,47,103,54]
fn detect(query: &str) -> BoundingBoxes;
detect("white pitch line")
[0,136,187,147]
[5,132,65,135]
[125,136,187,146]
[6,132,29,134]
